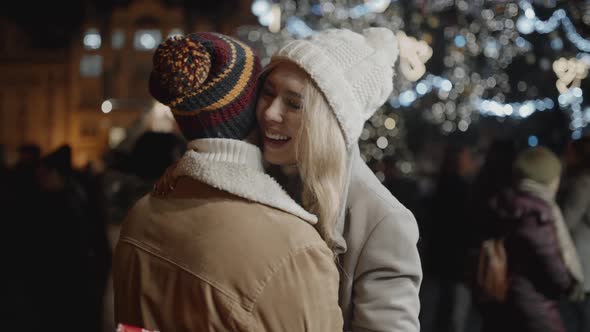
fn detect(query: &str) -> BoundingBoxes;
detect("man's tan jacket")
[113,140,343,331]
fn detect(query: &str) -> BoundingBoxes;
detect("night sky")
[0,0,239,50]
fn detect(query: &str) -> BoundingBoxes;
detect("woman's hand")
[152,161,179,196]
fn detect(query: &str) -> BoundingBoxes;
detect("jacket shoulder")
[119,193,151,232]
[121,179,324,249]
[345,159,420,257]
[349,159,417,226]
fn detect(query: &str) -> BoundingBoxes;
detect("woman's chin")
[262,148,296,168]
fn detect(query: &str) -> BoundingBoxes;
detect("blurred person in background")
[36,145,90,329]
[558,135,590,332]
[381,155,421,217]
[3,144,110,331]
[472,138,518,213]
[477,146,579,332]
[0,144,7,171]
[103,131,186,227]
[421,143,478,332]
[0,144,8,207]
[456,138,519,331]
[3,144,43,331]
[16,144,41,168]
[12,144,42,191]
[101,130,186,331]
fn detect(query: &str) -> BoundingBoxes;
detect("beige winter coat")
[334,146,422,332]
[113,139,343,332]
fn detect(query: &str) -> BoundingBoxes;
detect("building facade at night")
[0,0,254,166]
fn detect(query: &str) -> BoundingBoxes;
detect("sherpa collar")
[173,138,318,224]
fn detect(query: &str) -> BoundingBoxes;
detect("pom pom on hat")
[149,33,262,141]
[362,28,399,68]
[149,36,212,105]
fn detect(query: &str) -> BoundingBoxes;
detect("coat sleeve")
[252,245,343,332]
[112,240,145,328]
[559,177,590,231]
[352,207,422,332]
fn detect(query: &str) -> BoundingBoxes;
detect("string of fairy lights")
[239,0,590,168]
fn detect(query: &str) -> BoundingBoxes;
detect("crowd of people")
[418,136,590,332]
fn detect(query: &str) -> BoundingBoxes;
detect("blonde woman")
[156,28,422,331]
[257,59,347,249]
[257,28,422,332]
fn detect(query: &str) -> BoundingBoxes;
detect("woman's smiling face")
[256,62,307,166]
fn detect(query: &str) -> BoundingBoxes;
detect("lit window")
[80,55,103,77]
[83,28,101,50]
[168,28,183,38]
[112,29,125,49]
[134,29,162,50]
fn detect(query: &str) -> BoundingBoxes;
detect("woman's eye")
[286,99,302,110]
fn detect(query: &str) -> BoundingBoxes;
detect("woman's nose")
[264,98,283,123]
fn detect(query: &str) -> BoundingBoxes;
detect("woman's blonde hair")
[262,60,348,249]
[297,79,348,250]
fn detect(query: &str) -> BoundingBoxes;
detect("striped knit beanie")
[149,32,261,141]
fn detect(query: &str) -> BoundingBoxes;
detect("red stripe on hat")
[198,33,232,76]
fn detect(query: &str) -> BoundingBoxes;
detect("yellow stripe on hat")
[171,35,254,113]
[200,41,254,111]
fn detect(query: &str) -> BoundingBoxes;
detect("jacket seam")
[226,297,249,332]
[353,176,407,216]
[246,243,328,323]
[353,214,388,279]
[119,237,249,307]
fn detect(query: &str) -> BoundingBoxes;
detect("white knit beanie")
[272,28,399,147]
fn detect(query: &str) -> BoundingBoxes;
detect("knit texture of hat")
[272,28,399,147]
[515,146,562,185]
[149,33,261,141]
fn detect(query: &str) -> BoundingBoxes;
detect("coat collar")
[173,139,318,224]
